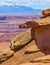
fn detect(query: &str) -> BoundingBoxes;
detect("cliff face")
[32,25,50,49]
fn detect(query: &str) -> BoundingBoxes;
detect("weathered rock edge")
[0,48,14,63]
[42,8,50,17]
[10,30,32,50]
[19,8,50,28]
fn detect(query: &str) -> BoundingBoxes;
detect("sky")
[0,0,50,9]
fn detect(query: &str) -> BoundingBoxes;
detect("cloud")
[45,0,50,2]
[0,0,50,9]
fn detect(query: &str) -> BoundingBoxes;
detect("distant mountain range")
[0,5,42,15]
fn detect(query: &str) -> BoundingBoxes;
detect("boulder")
[42,9,50,17]
[31,16,50,50]
[10,30,33,50]
[0,48,14,63]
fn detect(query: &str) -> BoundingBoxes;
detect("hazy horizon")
[0,0,49,15]
[0,0,50,9]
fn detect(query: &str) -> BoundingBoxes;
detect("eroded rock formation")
[18,9,50,50]
[19,21,39,28]
[42,8,50,17]
[19,9,50,28]
[10,30,32,50]
[10,8,50,51]
[31,16,50,50]
[0,48,14,63]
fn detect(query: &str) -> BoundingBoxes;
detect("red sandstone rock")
[32,25,50,49]
[42,9,50,17]
[19,16,50,28]
[19,16,50,50]
[19,21,39,28]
